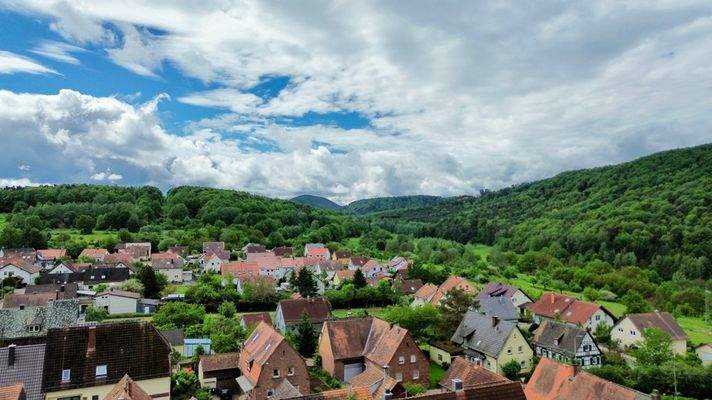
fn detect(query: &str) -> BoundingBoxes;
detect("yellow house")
[428,341,464,366]
[611,311,688,355]
[451,311,534,374]
[42,322,172,400]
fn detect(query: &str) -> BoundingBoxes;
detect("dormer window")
[96,365,107,377]
[61,369,71,382]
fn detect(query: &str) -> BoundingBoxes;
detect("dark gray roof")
[476,297,519,322]
[159,328,185,346]
[451,311,518,357]
[0,299,80,340]
[532,321,595,358]
[0,344,45,400]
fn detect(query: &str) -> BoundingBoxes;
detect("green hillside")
[379,144,712,279]
[345,195,442,214]
[290,194,343,211]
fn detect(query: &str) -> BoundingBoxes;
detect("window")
[96,365,107,377]
[395,372,403,382]
[92,395,99,400]
[288,366,294,376]
[267,390,274,397]
[61,369,71,382]
[398,356,405,365]
[506,348,512,355]
[273,369,280,378]
[520,360,525,365]
[595,315,600,321]
[583,345,590,352]
[412,370,419,379]
[518,346,522,353]
[437,354,443,361]
[410,354,416,363]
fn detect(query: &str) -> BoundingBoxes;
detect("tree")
[501,359,522,380]
[294,312,318,357]
[75,215,95,234]
[438,287,475,338]
[127,214,141,232]
[85,305,109,322]
[168,203,189,220]
[295,268,318,298]
[621,290,651,314]
[218,301,237,318]
[171,369,199,400]
[383,304,442,342]
[593,322,612,346]
[353,268,367,288]
[118,278,144,294]
[153,302,206,329]
[633,327,673,366]
[137,264,166,299]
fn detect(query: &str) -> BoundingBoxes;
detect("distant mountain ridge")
[290,194,343,211]
[290,194,443,214]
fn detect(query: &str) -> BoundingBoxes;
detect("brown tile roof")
[625,311,687,340]
[398,278,423,294]
[321,317,412,367]
[478,283,523,299]
[349,257,369,267]
[527,293,609,325]
[2,292,61,309]
[414,283,438,302]
[430,276,475,305]
[277,297,331,324]
[102,374,152,400]
[333,251,351,259]
[334,270,355,281]
[238,322,288,385]
[200,352,240,372]
[273,247,294,257]
[0,262,39,275]
[241,312,272,327]
[524,358,651,400]
[79,248,109,260]
[203,242,226,253]
[37,249,66,260]
[42,322,171,392]
[0,384,24,400]
[439,357,510,389]
[284,386,371,400]
[97,289,141,299]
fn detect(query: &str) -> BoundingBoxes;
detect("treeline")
[378,144,712,280]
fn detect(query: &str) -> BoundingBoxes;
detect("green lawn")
[471,244,493,259]
[332,307,386,319]
[678,316,712,346]
[428,362,446,389]
[49,228,119,245]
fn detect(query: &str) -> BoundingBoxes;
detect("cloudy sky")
[1,1,711,203]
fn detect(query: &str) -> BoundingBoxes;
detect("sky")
[1,1,711,204]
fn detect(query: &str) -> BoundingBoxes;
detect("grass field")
[428,362,446,389]
[678,316,712,346]
[331,307,387,319]
[48,228,119,245]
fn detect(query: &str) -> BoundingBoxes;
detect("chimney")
[491,316,499,327]
[650,389,661,400]
[87,326,97,355]
[7,344,16,367]
[383,389,393,400]
[451,378,463,391]
[382,365,389,379]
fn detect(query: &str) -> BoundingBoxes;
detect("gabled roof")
[79,248,109,260]
[282,386,371,400]
[524,358,652,400]
[37,249,66,260]
[2,292,65,309]
[306,247,329,257]
[102,374,152,400]
[532,321,595,358]
[430,276,475,305]
[200,352,240,372]
[0,262,39,275]
[97,289,141,300]
[527,293,610,325]
[203,242,225,253]
[623,311,687,340]
[42,321,171,392]
[333,251,351,259]
[451,311,519,358]
[478,283,526,300]
[0,344,45,400]
[439,357,509,389]
[349,366,400,397]
[273,247,294,257]
[0,384,24,400]
[413,283,438,302]
[321,317,413,367]
[476,296,519,321]
[241,312,272,327]
[238,322,290,386]
[0,299,80,340]
[277,297,331,324]
[349,257,369,267]
[334,270,355,281]
[398,278,423,295]
[159,328,184,346]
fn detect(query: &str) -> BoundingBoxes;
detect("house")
[611,311,688,354]
[201,252,229,273]
[695,343,712,366]
[103,253,135,269]
[150,252,184,283]
[240,312,273,329]
[319,317,429,384]
[275,297,332,333]
[274,247,294,257]
[387,256,409,272]
[137,298,160,314]
[428,341,463,366]
[527,293,615,330]
[2,283,78,309]
[477,282,532,308]
[305,247,330,261]
[159,328,185,355]
[412,276,475,307]
[102,374,152,400]
[451,311,533,374]
[243,243,267,254]
[524,357,655,400]
[79,248,109,262]
[0,249,36,264]
[348,367,405,400]
[0,384,25,400]
[41,322,172,400]
[280,386,372,400]
[475,296,520,322]
[361,260,385,279]
[348,257,369,271]
[38,267,131,291]
[205,242,227,254]
[198,352,240,392]
[184,338,212,357]
[0,263,39,285]
[332,270,355,286]
[36,249,66,268]
[46,262,90,275]
[532,321,601,368]
[0,299,79,341]
[438,357,526,398]
[332,251,351,265]
[118,243,151,260]
[236,322,310,400]
[94,289,141,315]
[0,344,45,400]
[396,278,423,295]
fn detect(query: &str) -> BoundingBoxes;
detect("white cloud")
[1,2,712,201]
[18,164,30,171]
[30,40,85,65]
[0,178,45,187]
[0,50,58,75]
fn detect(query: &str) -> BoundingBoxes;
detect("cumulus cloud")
[0,178,45,187]
[1,1,712,201]
[0,50,58,74]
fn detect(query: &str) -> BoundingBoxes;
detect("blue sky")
[1,1,711,203]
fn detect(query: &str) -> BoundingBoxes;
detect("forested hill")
[290,194,343,211]
[377,144,712,279]
[344,195,442,214]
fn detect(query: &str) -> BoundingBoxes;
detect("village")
[0,242,705,400]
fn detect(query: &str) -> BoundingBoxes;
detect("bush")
[85,305,109,322]
[403,383,426,396]
[501,359,522,380]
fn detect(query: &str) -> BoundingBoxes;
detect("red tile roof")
[277,297,332,324]
[439,357,509,389]
[241,312,273,327]
[524,358,651,400]
[238,322,287,385]
[79,248,109,260]
[200,352,240,372]
[102,374,152,400]
[414,283,438,302]
[0,384,24,400]
[527,293,608,325]
[37,249,66,260]
[430,276,475,305]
